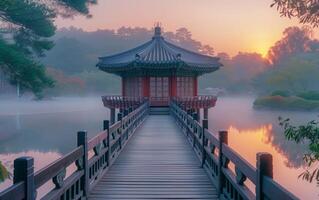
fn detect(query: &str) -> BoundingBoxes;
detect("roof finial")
[154,22,162,37]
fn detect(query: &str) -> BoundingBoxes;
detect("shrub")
[270,90,291,97]
[297,91,319,101]
[0,161,9,182]
[254,95,319,111]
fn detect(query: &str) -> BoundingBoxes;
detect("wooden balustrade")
[171,95,217,109]
[170,101,299,200]
[0,101,149,200]
[102,95,148,109]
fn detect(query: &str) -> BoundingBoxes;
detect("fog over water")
[0,96,317,199]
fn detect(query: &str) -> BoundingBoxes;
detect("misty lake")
[0,96,317,199]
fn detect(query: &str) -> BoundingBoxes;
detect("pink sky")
[55,0,319,56]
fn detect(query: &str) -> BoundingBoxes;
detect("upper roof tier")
[97,26,222,76]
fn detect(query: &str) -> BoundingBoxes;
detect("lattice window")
[150,77,169,99]
[124,77,142,97]
[177,77,194,97]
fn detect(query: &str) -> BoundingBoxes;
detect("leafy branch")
[271,0,319,27]
[279,116,319,184]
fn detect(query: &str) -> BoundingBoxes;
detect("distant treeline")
[41,26,319,97]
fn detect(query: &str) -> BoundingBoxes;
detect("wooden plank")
[89,115,218,200]
[222,143,257,184]
[34,146,83,188]
[88,130,108,150]
[262,177,299,200]
[0,182,25,200]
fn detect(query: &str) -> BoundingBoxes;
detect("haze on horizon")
[55,0,319,57]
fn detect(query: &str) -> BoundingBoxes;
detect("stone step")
[149,107,170,115]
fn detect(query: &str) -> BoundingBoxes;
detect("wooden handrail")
[170,101,299,200]
[0,101,150,200]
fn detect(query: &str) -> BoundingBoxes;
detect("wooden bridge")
[0,101,298,200]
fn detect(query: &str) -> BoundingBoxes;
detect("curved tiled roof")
[97,26,222,75]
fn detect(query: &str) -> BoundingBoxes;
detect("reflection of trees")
[229,124,306,169]
[263,125,307,168]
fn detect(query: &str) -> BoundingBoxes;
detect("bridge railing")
[170,101,299,200]
[0,101,149,200]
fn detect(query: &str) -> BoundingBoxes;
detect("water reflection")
[226,124,318,199]
[0,151,61,192]
[208,97,318,199]
[0,96,317,199]
[0,97,109,196]
[228,124,305,168]
[0,97,108,154]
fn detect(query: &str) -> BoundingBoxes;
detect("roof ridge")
[138,37,179,63]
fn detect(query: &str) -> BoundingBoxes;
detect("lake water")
[0,96,317,199]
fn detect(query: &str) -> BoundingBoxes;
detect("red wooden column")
[142,77,150,98]
[193,76,198,96]
[170,76,177,98]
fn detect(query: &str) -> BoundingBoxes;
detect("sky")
[55,0,319,57]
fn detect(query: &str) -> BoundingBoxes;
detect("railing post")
[77,131,89,197]
[14,157,35,200]
[103,120,110,167]
[124,109,129,117]
[117,113,123,149]
[218,130,228,197]
[110,108,115,125]
[204,108,208,120]
[196,109,201,122]
[117,113,122,121]
[256,153,273,200]
[192,112,198,122]
[201,119,208,168]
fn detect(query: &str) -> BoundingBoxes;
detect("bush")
[0,161,9,182]
[297,91,319,101]
[254,95,319,111]
[271,90,291,97]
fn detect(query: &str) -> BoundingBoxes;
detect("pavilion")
[97,25,221,122]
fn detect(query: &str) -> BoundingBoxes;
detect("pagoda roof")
[97,26,222,76]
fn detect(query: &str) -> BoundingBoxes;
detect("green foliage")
[254,56,319,95]
[279,117,319,184]
[0,0,96,97]
[0,161,10,182]
[254,96,319,111]
[200,52,267,93]
[45,68,120,96]
[59,0,97,16]
[76,70,120,94]
[271,90,290,97]
[297,91,319,101]
[271,0,319,27]
[0,39,54,98]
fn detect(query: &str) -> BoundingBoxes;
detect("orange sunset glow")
[1,1,319,200]
[227,125,317,199]
[55,0,319,56]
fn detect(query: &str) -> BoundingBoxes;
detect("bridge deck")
[89,115,218,200]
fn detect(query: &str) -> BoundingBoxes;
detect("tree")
[267,26,318,65]
[279,117,319,184]
[0,0,97,98]
[271,0,319,27]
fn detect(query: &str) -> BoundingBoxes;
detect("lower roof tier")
[99,67,218,77]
